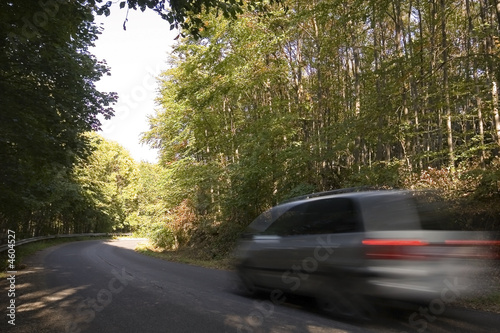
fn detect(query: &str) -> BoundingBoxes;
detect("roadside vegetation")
[138,0,500,257]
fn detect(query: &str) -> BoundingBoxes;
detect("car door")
[282,197,365,295]
[246,203,309,290]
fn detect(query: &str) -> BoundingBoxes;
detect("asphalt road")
[1,239,499,333]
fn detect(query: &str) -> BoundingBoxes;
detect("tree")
[73,133,139,233]
[94,0,283,37]
[0,0,116,235]
[144,0,500,251]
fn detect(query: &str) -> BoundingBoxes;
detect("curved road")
[1,239,499,332]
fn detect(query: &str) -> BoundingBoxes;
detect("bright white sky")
[92,7,178,163]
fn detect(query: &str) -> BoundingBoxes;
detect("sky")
[91,7,178,163]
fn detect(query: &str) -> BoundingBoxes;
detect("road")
[1,239,499,332]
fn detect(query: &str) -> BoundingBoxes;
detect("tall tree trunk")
[441,0,454,168]
[492,81,500,146]
[482,0,500,146]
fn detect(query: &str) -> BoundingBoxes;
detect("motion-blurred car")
[233,189,498,319]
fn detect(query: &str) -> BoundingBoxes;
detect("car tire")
[234,271,258,297]
[316,290,376,321]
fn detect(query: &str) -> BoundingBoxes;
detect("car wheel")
[235,271,258,297]
[316,290,376,321]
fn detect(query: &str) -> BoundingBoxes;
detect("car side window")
[263,198,360,236]
[302,198,360,234]
[262,204,308,236]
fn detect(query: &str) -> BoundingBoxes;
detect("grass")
[135,242,234,271]
[455,264,500,314]
[460,290,500,314]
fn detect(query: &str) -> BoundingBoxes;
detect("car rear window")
[359,193,421,231]
[412,191,463,230]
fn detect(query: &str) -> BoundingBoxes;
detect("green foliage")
[142,0,500,253]
[343,161,405,189]
[0,1,116,236]
[472,158,500,200]
[95,0,283,38]
[144,221,177,249]
[73,133,139,232]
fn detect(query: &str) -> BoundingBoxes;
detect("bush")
[145,221,176,249]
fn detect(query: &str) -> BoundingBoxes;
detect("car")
[232,189,498,319]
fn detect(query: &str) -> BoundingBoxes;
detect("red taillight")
[362,239,428,246]
[363,239,429,260]
[363,239,500,260]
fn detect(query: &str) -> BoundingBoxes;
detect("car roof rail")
[279,186,382,204]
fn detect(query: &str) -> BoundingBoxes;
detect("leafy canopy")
[93,0,283,37]
[0,0,116,234]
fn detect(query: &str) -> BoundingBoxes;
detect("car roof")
[245,189,416,233]
[278,189,412,207]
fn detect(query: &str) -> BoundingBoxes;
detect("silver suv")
[233,189,497,318]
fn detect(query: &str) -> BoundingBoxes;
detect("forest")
[2,0,500,257]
